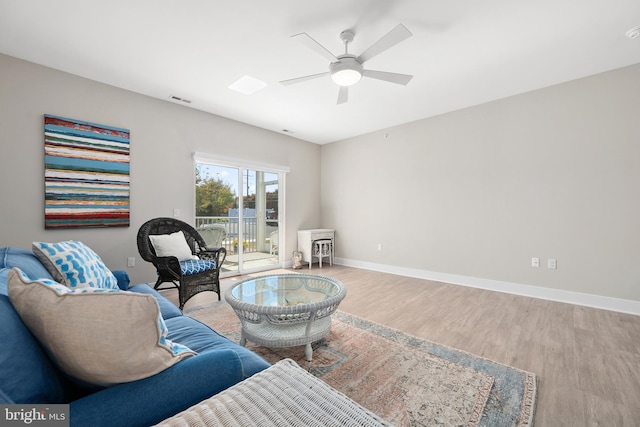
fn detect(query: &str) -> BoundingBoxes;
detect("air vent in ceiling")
[169,95,192,104]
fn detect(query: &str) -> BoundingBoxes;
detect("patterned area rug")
[185,302,536,427]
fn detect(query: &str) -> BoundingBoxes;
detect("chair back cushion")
[149,231,197,262]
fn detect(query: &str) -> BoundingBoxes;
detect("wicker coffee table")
[224,274,347,361]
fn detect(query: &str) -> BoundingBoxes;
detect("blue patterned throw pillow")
[7,268,196,386]
[32,241,119,290]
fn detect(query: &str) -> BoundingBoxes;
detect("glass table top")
[228,274,343,307]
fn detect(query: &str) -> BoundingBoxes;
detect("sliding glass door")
[194,156,286,276]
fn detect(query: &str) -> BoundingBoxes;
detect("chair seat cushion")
[180,259,216,276]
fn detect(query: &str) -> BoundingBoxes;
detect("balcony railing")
[196,216,277,254]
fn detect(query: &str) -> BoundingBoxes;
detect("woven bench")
[154,358,392,426]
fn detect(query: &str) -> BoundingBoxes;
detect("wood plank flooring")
[311,265,640,427]
[176,264,640,426]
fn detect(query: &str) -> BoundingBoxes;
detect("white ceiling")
[1,0,639,144]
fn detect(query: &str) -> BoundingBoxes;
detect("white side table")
[297,229,335,268]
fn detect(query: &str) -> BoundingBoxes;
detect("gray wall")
[0,54,321,284]
[321,64,640,303]
[3,52,639,306]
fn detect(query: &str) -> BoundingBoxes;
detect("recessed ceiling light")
[626,26,640,39]
[229,76,267,95]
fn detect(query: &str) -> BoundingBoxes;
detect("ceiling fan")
[280,24,413,104]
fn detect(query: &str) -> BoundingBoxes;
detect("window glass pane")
[195,161,283,275]
[195,164,239,274]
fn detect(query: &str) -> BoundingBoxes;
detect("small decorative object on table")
[292,250,303,269]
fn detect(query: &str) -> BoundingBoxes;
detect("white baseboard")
[335,257,640,316]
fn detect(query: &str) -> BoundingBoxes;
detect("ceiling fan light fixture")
[330,58,363,86]
[331,69,362,86]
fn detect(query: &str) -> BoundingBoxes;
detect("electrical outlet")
[173,208,180,217]
[377,243,383,251]
[531,257,540,267]
[127,257,135,267]
[548,259,557,269]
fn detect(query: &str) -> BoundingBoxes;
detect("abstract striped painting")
[44,115,130,229]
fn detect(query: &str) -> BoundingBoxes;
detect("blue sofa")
[0,247,270,427]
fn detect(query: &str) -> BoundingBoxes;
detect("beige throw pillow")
[7,268,195,386]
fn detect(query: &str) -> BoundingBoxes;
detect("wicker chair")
[197,224,227,249]
[137,217,227,309]
[269,230,279,259]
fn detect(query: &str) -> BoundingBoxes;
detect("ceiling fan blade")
[357,24,412,63]
[363,69,413,85]
[292,33,338,62]
[279,72,329,86]
[337,86,348,104]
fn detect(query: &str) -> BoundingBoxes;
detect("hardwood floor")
[305,265,640,427]
[179,264,640,426]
